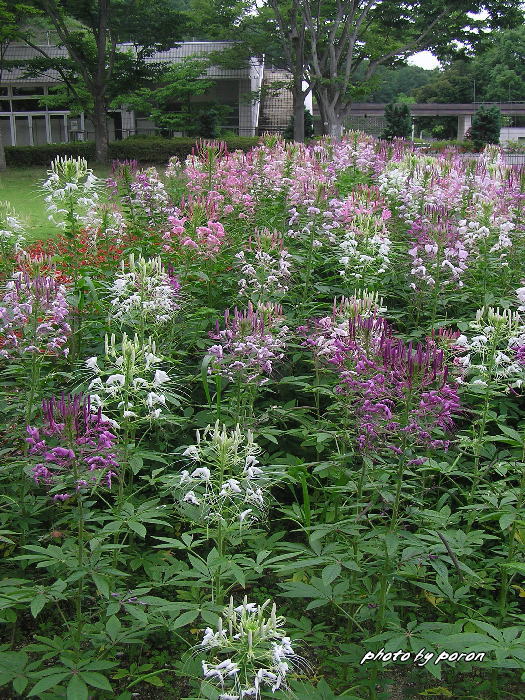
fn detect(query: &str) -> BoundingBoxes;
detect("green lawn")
[0,165,110,241]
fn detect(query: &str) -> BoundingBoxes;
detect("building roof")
[1,41,262,84]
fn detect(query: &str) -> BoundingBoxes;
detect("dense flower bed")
[0,135,524,699]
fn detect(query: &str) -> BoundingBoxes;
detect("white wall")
[500,127,525,144]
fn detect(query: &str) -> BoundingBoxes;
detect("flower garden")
[0,134,524,699]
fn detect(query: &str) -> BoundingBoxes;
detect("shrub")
[283,109,315,141]
[381,102,412,140]
[5,136,259,167]
[5,141,95,167]
[469,105,501,150]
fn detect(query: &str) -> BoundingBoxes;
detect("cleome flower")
[0,272,71,358]
[234,229,292,302]
[199,597,307,699]
[26,393,119,500]
[108,253,181,327]
[84,333,176,425]
[41,156,101,229]
[452,305,525,389]
[0,201,25,259]
[170,422,277,528]
[207,302,289,385]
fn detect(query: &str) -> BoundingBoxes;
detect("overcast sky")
[408,51,441,70]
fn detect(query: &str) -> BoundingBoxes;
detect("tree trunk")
[290,2,305,143]
[0,126,6,171]
[316,91,344,139]
[93,93,109,164]
[292,88,305,143]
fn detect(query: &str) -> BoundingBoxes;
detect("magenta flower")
[207,303,289,385]
[26,394,119,499]
[0,272,71,358]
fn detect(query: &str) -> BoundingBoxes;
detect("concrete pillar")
[120,106,135,138]
[457,114,472,141]
[238,78,254,137]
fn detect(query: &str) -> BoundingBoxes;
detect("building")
[0,40,265,146]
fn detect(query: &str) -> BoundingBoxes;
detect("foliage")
[381,102,412,139]
[5,137,259,166]
[283,108,315,141]
[469,105,501,150]
[0,137,524,700]
[115,57,215,132]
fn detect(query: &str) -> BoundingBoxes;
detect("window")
[12,86,45,96]
[0,100,11,112]
[12,98,42,112]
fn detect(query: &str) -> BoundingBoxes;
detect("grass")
[0,165,110,241]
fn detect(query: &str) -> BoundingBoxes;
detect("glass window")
[0,88,9,97]
[0,100,11,112]
[12,86,45,96]
[12,98,42,112]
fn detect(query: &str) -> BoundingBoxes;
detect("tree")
[381,102,412,140]
[469,105,501,150]
[262,0,523,137]
[0,1,40,170]
[365,64,437,103]
[115,57,214,133]
[17,0,189,163]
[267,0,307,142]
[283,107,314,140]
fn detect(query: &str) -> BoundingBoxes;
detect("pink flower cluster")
[303,310,460,453]
[0,272,71,358]
[208,303,289,385]
[26,394,119,500]
[408,213,469,290]
[166,212,225,257]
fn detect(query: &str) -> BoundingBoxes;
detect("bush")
[5,136,259,167]
[5,141,96,167]
[381,102,412,140]
[469,106,501,150]
[283,109,315,141]
[421,139,477,153]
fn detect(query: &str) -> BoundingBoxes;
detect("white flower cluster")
[235,230,292,301]
[337,211,391,283]
[173,422,273,527]
[81,203,126,248]
[165,155,184,180]
[453,305,525,389]
[0,201,25,256]
[458,216,515,265]
[85,333,173,425]
[200,597,303,699]
[41,156,100,228]
[109,253,180,327]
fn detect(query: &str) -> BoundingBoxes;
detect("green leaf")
[502,562,525,575]
[106,615,122,641]
[171,609,199,630]
[30,595,47,618]
[200,355,214,406]
[499,513,516,531]
[322,563,342,586]
[129,454,144,475]
[80,671,113,691]
[144,674,164,686]
[28,672,70,696]
[92,573,110,598]
[67,674,89,700]
[128,520,147,538]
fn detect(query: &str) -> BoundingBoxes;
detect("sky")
[408,51,441,70]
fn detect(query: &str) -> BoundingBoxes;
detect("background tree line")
[0,0,523,165]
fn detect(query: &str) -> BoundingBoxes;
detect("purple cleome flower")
[26,394,119,500]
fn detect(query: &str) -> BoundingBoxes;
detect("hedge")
[5,136,260,167]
